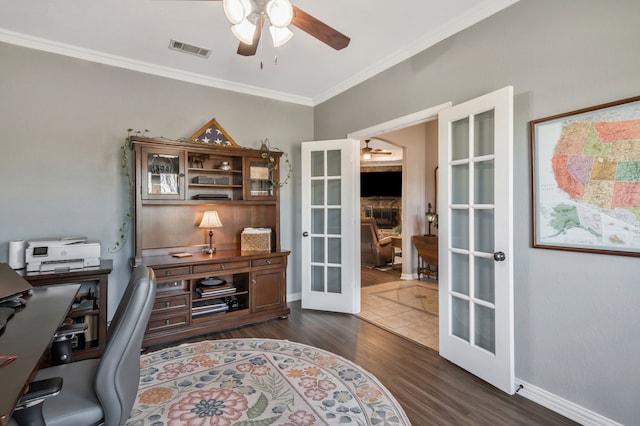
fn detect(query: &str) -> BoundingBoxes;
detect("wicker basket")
[241,228,271,251]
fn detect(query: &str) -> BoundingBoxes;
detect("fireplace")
[365,206,399,229]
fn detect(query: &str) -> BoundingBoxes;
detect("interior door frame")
[348,102,452,281]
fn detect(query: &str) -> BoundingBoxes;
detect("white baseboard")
[287,292,301,302]
[515,379,622,426]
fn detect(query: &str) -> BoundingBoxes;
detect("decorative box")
[241,228,271,252]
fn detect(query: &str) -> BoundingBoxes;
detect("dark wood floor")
[155,302,577,426]
[361,265,402,286]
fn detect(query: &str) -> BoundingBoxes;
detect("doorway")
[355,118,443,352]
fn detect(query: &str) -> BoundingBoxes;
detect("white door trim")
[348,102,452,280]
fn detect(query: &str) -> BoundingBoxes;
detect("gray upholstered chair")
[10,266,156,426]
[361,217,394,267]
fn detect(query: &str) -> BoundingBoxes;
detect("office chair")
[10,266,156,426]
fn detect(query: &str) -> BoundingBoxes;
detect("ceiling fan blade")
[291,6,350,50]
[237,15,265,56]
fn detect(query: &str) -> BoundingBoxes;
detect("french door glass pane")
[327,209,341,235]
[451,209,469,250]
[327,150,341,176]
[474,257,495,304]
[474,209,494,253]
[311,265,324,292]
[327,267,342,293]
[311,209,324,234]
[475,304,496,353]
[451,164,469,204]
[474,159,494,204]
[328,238,341,264]
[311,151,324,177]
[311,237,324,263]
[327,179,341,205]
[451,252,469,295]
[311,180,324,206]
[451,118,470,161]
[474,109,495,157]
[451,296,470,342]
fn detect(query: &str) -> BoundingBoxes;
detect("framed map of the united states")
[531,95,640,257]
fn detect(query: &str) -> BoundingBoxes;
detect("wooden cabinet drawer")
[153,265,191,279]
[152,294,189,313]
[251,257,283,268]
[193,261,250,274]
[147,311,189,332]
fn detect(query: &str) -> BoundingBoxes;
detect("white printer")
[25,237,101,272]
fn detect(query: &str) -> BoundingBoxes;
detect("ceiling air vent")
[169,39,211,58]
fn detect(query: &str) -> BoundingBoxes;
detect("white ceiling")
[0,0,518,106]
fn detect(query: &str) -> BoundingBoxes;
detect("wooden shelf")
[131,137,288,349]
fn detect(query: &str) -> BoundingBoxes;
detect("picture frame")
[190,118,239,147]
[530,95,640,257]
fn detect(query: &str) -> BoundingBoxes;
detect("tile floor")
[358,279,440,351]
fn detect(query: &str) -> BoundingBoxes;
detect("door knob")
[493,251,506,261]
[303,232,309,237]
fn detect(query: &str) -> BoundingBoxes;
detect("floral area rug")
[127,338,410,426]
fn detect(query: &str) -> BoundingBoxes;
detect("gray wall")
[2,0,639,423]
[0,43,312,316]
[314,0,640,424]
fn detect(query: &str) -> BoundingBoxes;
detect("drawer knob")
[251,279,257,284]
[266,260,272,264]
[165,271,172,276]
[165,319,170,325]
[220,265,225,270]
[165,301,170,308]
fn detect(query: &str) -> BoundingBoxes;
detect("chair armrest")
[378,237,393,247]
[17,377,63,408]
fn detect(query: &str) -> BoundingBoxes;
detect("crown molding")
[312,0,520,105]
[0,28,314,107]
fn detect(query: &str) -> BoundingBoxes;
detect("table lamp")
[198,211,223,255]
[425,203,437,237]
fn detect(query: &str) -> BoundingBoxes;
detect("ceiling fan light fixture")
[269,25,293,47]
[231,19,257,45]
[265,0,293,28]
[223,0,252,25]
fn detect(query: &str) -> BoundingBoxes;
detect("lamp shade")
[266,0,293,28]
[199,211,223,229]
[231,19,257,45]
[269,25,293,47]
[223,0,252,24]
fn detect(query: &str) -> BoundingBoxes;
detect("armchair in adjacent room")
[10,266,156,426]
[361,217,394,268]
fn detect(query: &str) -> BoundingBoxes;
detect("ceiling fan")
[182,0,350,56]
[361,139,393,159]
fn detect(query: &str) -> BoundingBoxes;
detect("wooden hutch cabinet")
[130,137,290,348]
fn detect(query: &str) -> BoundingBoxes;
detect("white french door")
[438,86,515,394]
[300,139,360,313]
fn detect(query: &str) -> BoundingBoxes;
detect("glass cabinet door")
[244,157,278,200]
[141,147,185,200]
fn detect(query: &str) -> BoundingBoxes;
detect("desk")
[412,235,438,280]
[0,283,80,425]
[21,260,112,361]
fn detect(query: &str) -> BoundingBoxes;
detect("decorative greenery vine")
[109,129,148,253]
[109,132,291,253]
[259,138,292,187]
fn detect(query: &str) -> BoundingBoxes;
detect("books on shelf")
[196,284,236,297]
